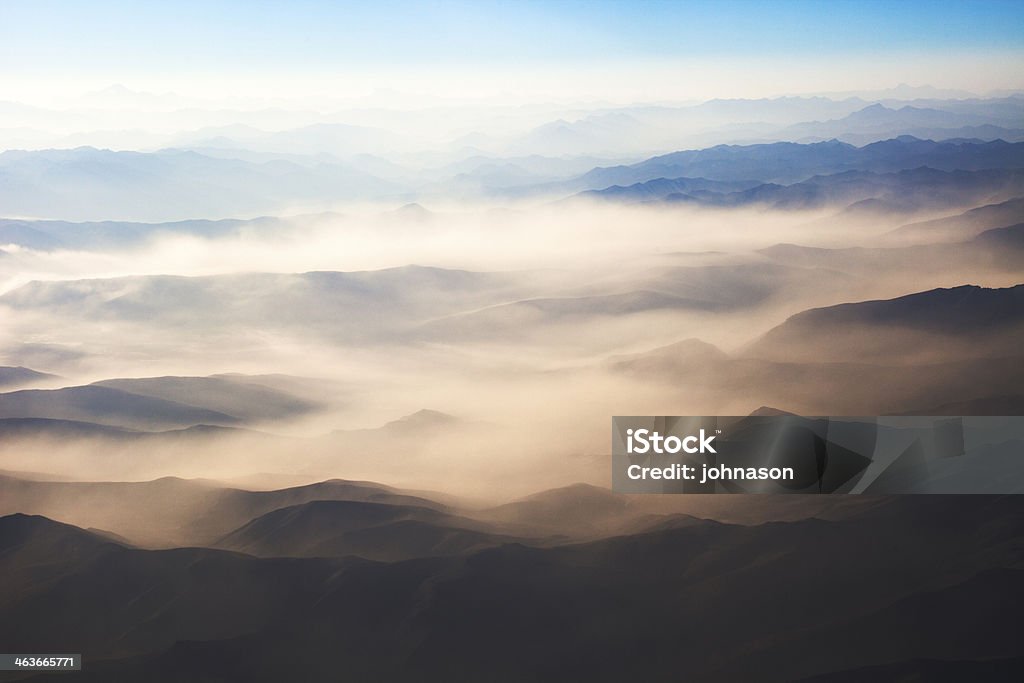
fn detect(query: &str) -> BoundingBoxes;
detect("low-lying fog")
[1,199,1021,498]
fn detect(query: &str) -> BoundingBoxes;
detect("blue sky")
[3,0,1022,68]
[1,1,1021,101]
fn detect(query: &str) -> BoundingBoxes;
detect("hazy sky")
[1,0,1022,102]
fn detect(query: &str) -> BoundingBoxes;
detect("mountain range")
[3,492,1022,681]
[1,136,1022,220]
[0,375,322,430]
[3,85,1024,682]
[566,137,1024,194]
[578,167,1024,216]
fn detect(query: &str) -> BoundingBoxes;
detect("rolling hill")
[0,366,56,389]
[5,495,1023,682]
[0,475,451,547]
[214,499,523,561]
[888,196,1024,242]
[90,375,321,423]
[0,385,241,430]
[746,284,1024,363]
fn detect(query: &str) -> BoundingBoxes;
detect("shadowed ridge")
[0,513,126,556]
[745,284,1024,363]
[214,499,500,560]
[0,366,59,389]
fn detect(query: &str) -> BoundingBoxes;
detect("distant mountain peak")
[342,409,464,438]
[388,202,433,221]
[388,409,458,428]
[748,406,797,417]
[0,366,58,389]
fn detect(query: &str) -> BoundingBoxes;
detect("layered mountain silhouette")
[4,495,1023,682]
[575,176,759,202]
[492,97,1024,157]
[888,196,1024,242]
[0,385,241,430]
[90,376,321,423]
[579,167,1024,215]
[4,84,1024,683]
[780,103,1024,145]
[214,499,527,561]
[0,374,320,430]
[2,137,1023,220]
[607,283,1024,414]
[0,366,56,389]
[747,284,1024,363]
[0,474,450,547]
[759,222,1024,275]
[562,137,1024,191]
[479,483,633,536]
